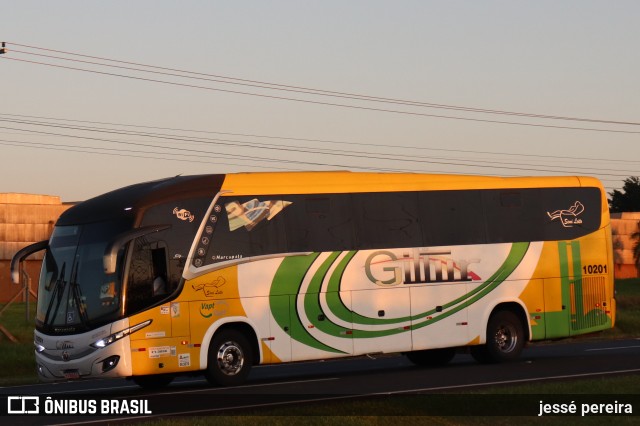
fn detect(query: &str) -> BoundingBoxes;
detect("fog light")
[102,355,120,373]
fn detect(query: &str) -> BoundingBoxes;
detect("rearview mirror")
[10,240,48,284]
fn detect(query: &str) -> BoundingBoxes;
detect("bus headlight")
[91,320,152,349]
[34,342,46,353]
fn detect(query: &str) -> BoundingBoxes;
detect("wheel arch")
[199,316,262,370]
[478,299,531,344]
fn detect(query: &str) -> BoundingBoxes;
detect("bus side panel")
[410,284,469,350]
[535,229,613,339]
[516,279,546,340]
[465,242,543,345]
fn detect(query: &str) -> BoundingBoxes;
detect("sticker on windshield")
[226,199,292,231]
[99,282,116,305]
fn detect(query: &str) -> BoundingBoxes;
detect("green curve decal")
[269,253,345,354]
[411,241,529,330]
[303,252,353,337]
[271,243,531,345]
[323,243,530,332]
[325,251,414,326]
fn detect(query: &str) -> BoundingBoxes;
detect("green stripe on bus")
[303,253,354,342]
[301,242,530,339]
[270,253,345,354]
[411,242,530,330]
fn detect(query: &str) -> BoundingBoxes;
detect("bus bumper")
[34,324,133,382]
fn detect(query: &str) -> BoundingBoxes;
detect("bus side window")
[420,190,487,246]
[353,192,421,250]
[151,246,168,296]
[207,197,288,263]
[126,239,169,314]
[285,195,356,252]
[483,189,542,243]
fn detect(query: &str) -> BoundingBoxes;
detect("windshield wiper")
[69,255,89,328]
[43,262,67,327]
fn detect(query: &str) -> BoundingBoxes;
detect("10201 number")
[583,264,607,274]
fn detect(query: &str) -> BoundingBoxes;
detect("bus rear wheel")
[406,347,456,367]
[204,329,253,386]
[471,310,524,363]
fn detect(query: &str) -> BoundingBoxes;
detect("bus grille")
[570,276,608,331]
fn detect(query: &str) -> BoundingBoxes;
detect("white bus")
[12,172,615,388]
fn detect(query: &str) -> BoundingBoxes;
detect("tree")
[609,176,640,213]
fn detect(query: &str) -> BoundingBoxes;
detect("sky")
[1,1,639,202]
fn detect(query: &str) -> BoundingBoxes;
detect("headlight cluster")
[91,319,152,349]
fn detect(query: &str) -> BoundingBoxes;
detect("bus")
[11,172,615,388]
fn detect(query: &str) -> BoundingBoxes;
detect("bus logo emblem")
[192,276,226,297]
[173,207,195,222]
[547,201,584,228]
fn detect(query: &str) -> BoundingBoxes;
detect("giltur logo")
[365,249,481,286]
[547,201,584,228]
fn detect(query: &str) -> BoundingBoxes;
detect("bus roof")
[220,171,604,196]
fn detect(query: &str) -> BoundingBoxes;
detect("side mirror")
[103,225,171,275]
[10,240,48,284]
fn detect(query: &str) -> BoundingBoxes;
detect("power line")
[2,112,640,167]
[1,138,628,190]
[3,115,639,173]
[7,44,640,127]
[2,122,637,178]
[3,55,640,135]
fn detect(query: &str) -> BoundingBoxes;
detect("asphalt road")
[2,338,640,423]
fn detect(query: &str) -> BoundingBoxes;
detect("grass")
[601,278,640,338]
[1,279,639,387]
[130,376,640,425]
[0,301,38,385]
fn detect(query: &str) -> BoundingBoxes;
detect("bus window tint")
[125,238,169,315]
[354,192,421,249]
[208,197,288,263]
[285,195,356,252]
[419,190,487,246]
[483,189,543,243]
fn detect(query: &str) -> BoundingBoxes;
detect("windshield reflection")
[36,220,130,334]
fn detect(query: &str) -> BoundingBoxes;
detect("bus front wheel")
[204,329,253,386]
[471,310,524,363]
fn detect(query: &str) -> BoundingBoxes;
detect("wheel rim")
[216,341,244,376]
[494,323,518,353]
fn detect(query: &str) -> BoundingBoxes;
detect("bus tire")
[472,310,524,363]
[131,374,174,389]
[406,347,456,367]
[204,329,253,386]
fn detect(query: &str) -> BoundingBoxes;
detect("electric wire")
[2,112,640,168]
[5,42,640,127]
[3,55,640,136]
[2,124,636,178]
[2,116,639,174]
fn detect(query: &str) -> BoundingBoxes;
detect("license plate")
[63,370,80,379]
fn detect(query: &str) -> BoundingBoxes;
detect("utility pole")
[0,42,5,54]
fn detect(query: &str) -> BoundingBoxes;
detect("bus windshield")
[36,220,131,334]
